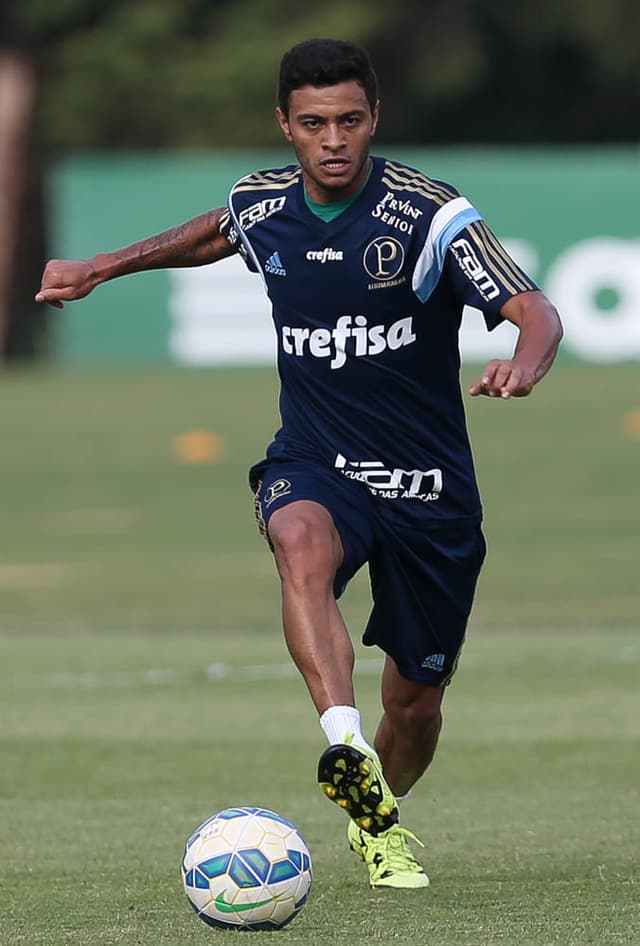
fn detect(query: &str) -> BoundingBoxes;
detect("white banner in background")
[168,238,640,365]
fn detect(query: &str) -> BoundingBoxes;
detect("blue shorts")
[250,458,486,686]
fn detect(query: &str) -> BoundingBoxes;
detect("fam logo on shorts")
[264,478,292,507]
[363,236,406,290]
[335,453,442,502]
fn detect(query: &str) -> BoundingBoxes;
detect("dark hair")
[278,39,378,115]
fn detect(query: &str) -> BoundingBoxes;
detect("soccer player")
[36,39,562,889]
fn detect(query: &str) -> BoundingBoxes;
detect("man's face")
[277,80,379,203]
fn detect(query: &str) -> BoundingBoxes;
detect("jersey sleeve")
[218,207,259,273]
[444,220,539,330]
[411,197,483,303]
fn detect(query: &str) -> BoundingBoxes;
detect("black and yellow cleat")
[317,743,399,836]
[348,821,430,889]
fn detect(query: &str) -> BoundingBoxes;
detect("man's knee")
[383,683,444,731]
[268,501,342,587]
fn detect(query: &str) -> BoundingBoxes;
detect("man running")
[36,38,563,889]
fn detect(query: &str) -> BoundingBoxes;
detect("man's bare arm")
[469,290,563,399]
[36,207,234,309]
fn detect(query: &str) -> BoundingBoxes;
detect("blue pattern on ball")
[198,853,232,879]
[217,807,258,819]
[229,853,263,888]
[237,848,271,882]
[267,858,299,884]
[256,808,297,830]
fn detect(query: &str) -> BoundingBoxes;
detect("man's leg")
[340,659,440,890]
[267,499,354,713]
[374,656,445,798]
[364,525,485,799]
[267,498,428,887]
[268,499,399,828]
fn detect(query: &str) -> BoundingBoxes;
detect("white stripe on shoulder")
[412,197,482,302]
[227,194,266,285]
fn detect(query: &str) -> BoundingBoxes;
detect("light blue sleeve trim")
[413,206,482,303]
[227,189,265,282]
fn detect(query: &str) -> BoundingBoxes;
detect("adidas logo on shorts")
[421,653,446,672]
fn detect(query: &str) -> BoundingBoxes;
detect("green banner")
[49,148,640,364]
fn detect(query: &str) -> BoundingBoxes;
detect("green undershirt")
[304,162,373,222]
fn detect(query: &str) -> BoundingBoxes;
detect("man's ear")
[276,107,292,142]
[371,100,380,136]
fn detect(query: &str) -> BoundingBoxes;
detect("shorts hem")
[385,663,455,687]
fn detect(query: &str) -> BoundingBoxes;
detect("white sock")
[319,705,376,756]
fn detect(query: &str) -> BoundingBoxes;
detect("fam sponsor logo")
[371,191,423,234]
[306,248,344,263]
[450,237,500,301]
[281,314,416,370]
[363,236,406,289]
[239,196,287,231]
[335,453,443,502]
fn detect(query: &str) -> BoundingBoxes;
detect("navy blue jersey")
[218,156,537,527]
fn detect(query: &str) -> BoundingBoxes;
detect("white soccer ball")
[181,806,313,931]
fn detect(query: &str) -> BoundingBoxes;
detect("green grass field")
[0,364,638,945]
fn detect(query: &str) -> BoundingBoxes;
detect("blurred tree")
[367,0,640,142]
[34,0,639,149]
[0,53,37,357]
[0,0,114,357]
[41,0,386,148]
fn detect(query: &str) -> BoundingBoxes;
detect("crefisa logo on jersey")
[363,237,406,289]
[306,248,344,263]
[335,453,443,502]
[281,314,416,369]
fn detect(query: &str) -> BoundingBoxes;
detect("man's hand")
[35,259,101,309]
[469,290,563,400]
[469,359,535,399]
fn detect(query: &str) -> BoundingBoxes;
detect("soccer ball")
[181,806,313,931]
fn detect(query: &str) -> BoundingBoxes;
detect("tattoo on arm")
[103,209,235,277]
